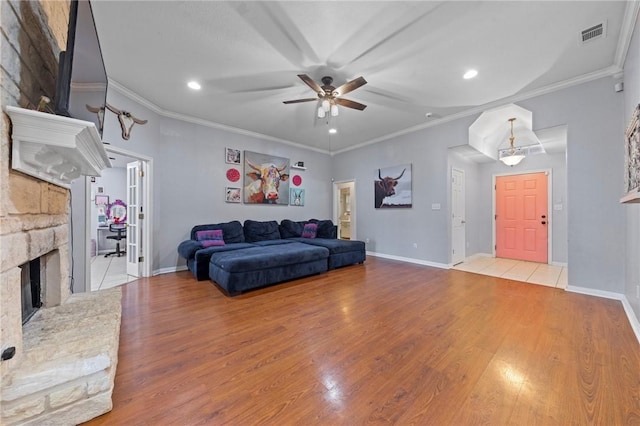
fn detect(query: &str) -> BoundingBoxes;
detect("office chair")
[105,224,126,258]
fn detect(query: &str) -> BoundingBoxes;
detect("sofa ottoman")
[209,242,329,295]
[289,238,366,269]
[183,243,255,280]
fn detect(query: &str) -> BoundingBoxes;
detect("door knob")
[541,215,547,219]
[541,221,547,225]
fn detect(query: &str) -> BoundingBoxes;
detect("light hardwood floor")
[83,257,640,425]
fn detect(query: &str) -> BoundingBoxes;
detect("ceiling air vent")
[580,22,606,44]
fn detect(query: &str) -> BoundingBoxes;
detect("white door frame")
[492,168,552,263]
[451,167,466,265]
[333,179,356,240]
[88,146,153,279]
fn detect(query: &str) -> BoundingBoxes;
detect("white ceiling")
[91,1,636,154]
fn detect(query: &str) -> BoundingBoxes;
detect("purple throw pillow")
[196,229,224,245]
[201,239,225,247]
[301,223,317,239]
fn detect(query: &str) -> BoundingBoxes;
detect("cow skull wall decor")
[85,104,105,131]
[106,103,148,140]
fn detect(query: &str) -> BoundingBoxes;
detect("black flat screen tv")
[54,0,108,137]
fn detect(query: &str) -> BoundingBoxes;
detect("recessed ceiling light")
[425,112,433,118]
[463,69,478,80]
[187,81,201,90]
[328,128,337,134]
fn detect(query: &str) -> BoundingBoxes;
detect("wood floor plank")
[82,257,640,425]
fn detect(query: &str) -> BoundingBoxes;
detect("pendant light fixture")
[499,117,525,166]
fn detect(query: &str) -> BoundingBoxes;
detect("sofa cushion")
[308,219,337,239]
[301,223,317,238]
[290,238,365,254]
[194,243,255,263]
[279,219,305,238]
[243,220,281,242]
[252,239,294,247]
[177,239,203,259]
[191,221,245,243]
[210,242,329,273]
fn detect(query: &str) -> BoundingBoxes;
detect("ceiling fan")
[283,74,367,118]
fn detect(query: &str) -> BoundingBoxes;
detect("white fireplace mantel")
[5,106,111,188]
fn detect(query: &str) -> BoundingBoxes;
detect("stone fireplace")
[1,1,120,424]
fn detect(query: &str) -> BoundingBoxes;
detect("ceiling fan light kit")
[284,74,367,120]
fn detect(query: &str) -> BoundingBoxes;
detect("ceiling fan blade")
[297,74,324,95]
[335,98,367,111]
[334,76,367,97]
[283,98,318,104]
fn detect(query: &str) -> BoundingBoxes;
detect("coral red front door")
[495,172,548,263]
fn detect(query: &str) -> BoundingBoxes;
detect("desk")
[96,227,119,255]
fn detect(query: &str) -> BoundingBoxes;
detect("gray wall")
[333,76,624,292]
[624,11,640,321]
[101,88,333,273]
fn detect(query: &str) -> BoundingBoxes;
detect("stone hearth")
[1,288,121,425]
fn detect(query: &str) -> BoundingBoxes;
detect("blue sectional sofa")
[177,219,366,295]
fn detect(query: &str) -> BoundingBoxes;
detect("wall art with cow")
[374,163,412,208]
[243,151,290,205]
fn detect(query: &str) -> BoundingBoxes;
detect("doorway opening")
[333,180,356,240]
[88,146,153,290]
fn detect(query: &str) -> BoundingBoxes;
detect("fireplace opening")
[21,257,42,324]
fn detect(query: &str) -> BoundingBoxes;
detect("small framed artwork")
[95,195,109,206]
[226,147,241,164]
[290,188,305,206]
[226,187,241,203]
[624,104,640,195]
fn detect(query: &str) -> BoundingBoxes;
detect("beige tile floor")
[91,255,137,291]
[453,256,568,289]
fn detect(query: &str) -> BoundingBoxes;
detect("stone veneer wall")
[1,1,121,424]
[1,0,71,371]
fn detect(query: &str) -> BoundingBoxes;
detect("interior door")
[451,168,466,265]
[126,161,142,277]
[333,180,356,240]
[495,172,548,263]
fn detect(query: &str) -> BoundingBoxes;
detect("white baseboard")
[566,285,640,345]
[153,265,188,276]
[550,261,568,267]
[366,251,450,269]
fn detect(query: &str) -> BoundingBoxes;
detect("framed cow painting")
[243,151,290,205]
[374,163,412,208]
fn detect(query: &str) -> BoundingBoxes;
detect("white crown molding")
[110,56,626,157]
[333,65,623,155]
[107,79,331,156]
[5,106,111,188]
[614,0,640,69]
[70,82,107,92]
